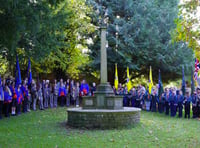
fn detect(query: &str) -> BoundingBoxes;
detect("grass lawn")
[0,107,200,148]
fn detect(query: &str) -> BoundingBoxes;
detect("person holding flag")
[114,63,119,92]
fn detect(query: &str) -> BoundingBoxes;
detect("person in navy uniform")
[176,90,184,118]
[16,84,23,115]
[131,88,137,107]
[192,91,197,118]
[31,80,38,110]
[158,93,165,113]
[59,81,66,107]
[151,89,157,112]
[169,90,177,117]
[165,89,170,115]
[0,80,4,119]
[145,92,151,111]
[10,82,17,116]
[22,84,29,113]
[184,90,192,118]
[4,84,12,117]
[196,87,200,118]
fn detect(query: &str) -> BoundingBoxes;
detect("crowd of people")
[115,83,200,119]
[0,77,96,119]
[1,77,200,120]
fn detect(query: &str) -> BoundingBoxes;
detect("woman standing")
[4,85,12,117]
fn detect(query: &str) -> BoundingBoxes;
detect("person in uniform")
[10,82,17,116]
[31,80,38,110]
[4,84,12,117]
[22,84,29,113]
[151,89,157,112]
[0,80,4,119]
[38,83,44,110]
[176,90,184,118]
[169,91,177,117]
[16,84,23,115]
[130,88,137,107]
[43,83,50,109]
[74,82,80,107]
[158,93,165,113]
[196,87,200,118]
[59,81,66,107]
[145,92,151,111]
[66,79,70,107]
[53,80,59,108]
[49,82,54,108]
[165,89,170,115]
[192,91,197,118]
[184,90,192,118]
[91,82,96,96]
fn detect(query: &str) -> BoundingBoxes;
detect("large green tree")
[87,0,194,83]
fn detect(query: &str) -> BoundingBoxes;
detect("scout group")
[0,78,96,119]
[116,84,200,119]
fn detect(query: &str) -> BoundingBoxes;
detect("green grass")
[0,108,200,148]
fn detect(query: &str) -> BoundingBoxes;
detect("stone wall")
[67,108,140,129]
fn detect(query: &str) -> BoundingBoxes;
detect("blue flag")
[191,67,195,95]
[15,55,22,87]
[27,58,32,86]
[158,70,163,98]
[182,66,186,96]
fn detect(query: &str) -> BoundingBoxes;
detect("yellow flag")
[114,63,119,90]
[127,67,132,92]
[149,66,153,94]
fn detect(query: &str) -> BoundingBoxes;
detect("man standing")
[196,87,200,118]
[53,80,59,108]
[31,80,37,110]
[0,80,4,119]
[184,90,192,118]
[176,90,184,118]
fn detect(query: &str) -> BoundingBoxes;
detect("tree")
[87,0,194,83]
[171,0,200,58]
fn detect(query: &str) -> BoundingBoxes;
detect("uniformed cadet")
[165,90,170,115]
[16,84,23,115]
[59,81,66,107]
[145,92,151,111]
[184,90,192,119]
[170,91,177,117]
[4,85,12,117]
[31,80,37,110]
[192,91,197,118]
[43,83,50,108]
[38,83,44,110]
[151,89,157,112]
[157,93,165,113]
[176,90,184,118]
[53,80,59,108]
[74,82,80,107]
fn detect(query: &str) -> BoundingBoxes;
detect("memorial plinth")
[67,26,141,129]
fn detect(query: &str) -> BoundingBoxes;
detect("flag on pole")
[194,58,200,80]
[149,66,153,94]
[127,67,132,92]
[15,55,22,87]
[158,69,163,98]
[27,58,32,86]
[191,67,195,95]
[182,66,186,96]
[114,63,119,90]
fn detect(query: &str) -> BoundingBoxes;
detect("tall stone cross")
[100,26,107,84]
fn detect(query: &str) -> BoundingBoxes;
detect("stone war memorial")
[67,24,141,129]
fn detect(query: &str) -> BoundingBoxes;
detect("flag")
[158,69,163,98]
[182,66,186,96]
[114,63,119,90]
[127,67,132,92]
[191,67,195,95]
[27,58,32,86]
[194,58,200,80]
[15,55,22,87]
[149,66,153,94]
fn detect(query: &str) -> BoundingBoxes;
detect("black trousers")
[178,103,183,118]
[23,97,28,113]
[17,104,21,115]
[185,103,190,118]
[192,105,197,118]
[60,96,65,107]
[165,102,169,115]
[0,101,3,119]
[4,103,10,117]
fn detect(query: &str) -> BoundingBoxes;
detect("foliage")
[171,0,200,58]
[0,107,200,147]
[87,0,194,83]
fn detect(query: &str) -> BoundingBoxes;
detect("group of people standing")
[0,77,96,119]
[115,84,200,119]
